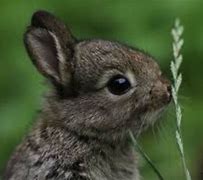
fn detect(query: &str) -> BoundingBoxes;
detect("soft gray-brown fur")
[3,10,171,180]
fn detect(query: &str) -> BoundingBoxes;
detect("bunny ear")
[24,10,76,88]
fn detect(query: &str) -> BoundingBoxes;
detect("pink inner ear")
[25,28,60,83]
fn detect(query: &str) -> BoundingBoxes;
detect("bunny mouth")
[129,105,167,137]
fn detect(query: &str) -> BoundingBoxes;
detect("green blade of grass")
[129,131,164,180]
[171,18,192,180]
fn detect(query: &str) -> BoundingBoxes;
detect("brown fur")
[3,10,171,180]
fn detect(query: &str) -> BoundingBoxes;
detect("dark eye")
[107,75,131,95]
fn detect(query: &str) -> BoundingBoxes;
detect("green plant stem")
[171,18,192,180]
[129,131,164,180]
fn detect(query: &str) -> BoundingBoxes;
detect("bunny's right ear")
[24,10,76,91]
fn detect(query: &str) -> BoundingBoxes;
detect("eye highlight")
[107,75,131,95]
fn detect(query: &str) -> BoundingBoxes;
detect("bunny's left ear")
[24,10,76,92]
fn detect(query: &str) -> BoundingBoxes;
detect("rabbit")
[3,10,171,180]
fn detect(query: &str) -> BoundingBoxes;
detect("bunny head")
[24,11,171,142]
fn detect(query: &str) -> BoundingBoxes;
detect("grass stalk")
[170,18,192,180]
[129,131,164,180]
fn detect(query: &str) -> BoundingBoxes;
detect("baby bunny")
[3,10,171,180]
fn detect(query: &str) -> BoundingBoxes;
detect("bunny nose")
[159,76,172,104]
[150,78,172,105]
[166,85,172,103]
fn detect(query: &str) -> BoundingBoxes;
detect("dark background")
[0,0,202,179]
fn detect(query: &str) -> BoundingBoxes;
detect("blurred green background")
[0,0,202,179]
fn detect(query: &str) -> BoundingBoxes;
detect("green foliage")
[129,131,164,180]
